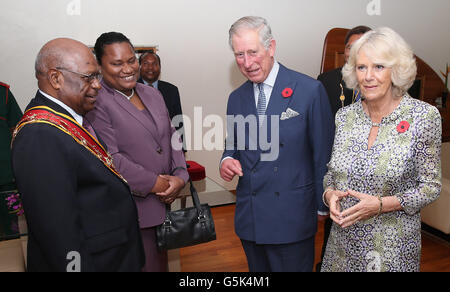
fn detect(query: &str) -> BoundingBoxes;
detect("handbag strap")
[169,166,204,216]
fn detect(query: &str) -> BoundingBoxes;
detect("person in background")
[220,16,334,272]
[0,82,23,238]
[0,82,22,192]
[318,25,372,116]
[138,51,186,152]
[11,38,144,272]
[315,25,371,271]
[321,27,441,272]
[87,32,189,272]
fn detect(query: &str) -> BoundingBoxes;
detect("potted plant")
[440,63,449,107]
[1,192,23,240]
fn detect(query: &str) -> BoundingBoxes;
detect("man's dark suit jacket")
[317,67,354,117]
[222,63,334,245]
[137,78,185,150]
[11,91,145,272]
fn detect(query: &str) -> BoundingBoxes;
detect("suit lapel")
[136,85,165,140]
[265,64,296,118]
[239,82,260,170]
[247,64,297,169]
[242,81,258,116]
[155,81,172,114]
[111,88,162,146]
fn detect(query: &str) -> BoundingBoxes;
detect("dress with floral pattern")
[321,95,441,272]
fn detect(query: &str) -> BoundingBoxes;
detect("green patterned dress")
[321,95,441,272]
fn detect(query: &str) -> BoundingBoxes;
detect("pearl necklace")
[115,88,134,100]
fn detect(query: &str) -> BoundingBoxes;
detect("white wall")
[1,0,450,189]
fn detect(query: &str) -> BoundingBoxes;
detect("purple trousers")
[140,227,168,272]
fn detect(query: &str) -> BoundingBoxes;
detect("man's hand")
[220,158,243,182]
[155,175,185,204]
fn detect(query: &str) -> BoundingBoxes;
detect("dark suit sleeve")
[169,86,187,151]
[170,86,183,122]
[317,70,341,117]
[307,83,335,212]
[12,125,94,271]
[221,93,240,162]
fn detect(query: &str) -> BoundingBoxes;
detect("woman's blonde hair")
[342,27,417,97]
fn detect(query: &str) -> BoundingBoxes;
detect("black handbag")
[156,169,216,250]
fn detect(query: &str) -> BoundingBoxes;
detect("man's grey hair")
[34,46,74,78]
[35,48,47,77]
[228,16,273,51]
[35,45,67,78]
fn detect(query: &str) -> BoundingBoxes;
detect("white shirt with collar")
[39,90,83,125]
[220,60,280,167]
[252,61,279,108]
[142,79,159,90]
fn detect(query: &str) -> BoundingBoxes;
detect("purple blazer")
[86,81,189,229]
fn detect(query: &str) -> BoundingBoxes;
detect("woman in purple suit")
[86,32,189,272]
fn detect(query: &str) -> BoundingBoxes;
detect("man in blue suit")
[220,16,334,272]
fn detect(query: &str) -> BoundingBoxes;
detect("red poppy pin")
[282,87,293,98]
[397,121,410,133]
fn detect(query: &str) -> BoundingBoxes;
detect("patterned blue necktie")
[257,83,267,116]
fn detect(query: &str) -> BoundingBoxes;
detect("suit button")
[280,143,284,147]
[157,147,163,154]
[275,192,280,196]
[252,192,256,196]
[252,169,256,174]
[274,167,278,172]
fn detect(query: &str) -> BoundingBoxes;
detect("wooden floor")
[180,204,450,272]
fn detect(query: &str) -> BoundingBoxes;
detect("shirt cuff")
[219,156,234,169]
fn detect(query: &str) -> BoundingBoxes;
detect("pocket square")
[280,108,300,120]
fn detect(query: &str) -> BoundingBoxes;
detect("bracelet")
[376,195,383,217]
[322,188,334,208]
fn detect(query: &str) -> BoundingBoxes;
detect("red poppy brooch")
[282,87,293,98]
[397,121,410,133]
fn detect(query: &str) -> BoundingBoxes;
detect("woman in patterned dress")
[321,27,441,272]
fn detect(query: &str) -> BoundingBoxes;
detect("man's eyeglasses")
[55,67,102,84]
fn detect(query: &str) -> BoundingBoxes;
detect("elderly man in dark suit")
[11,38,145,272]
[138,52,186,151]
[220,16,334,272]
